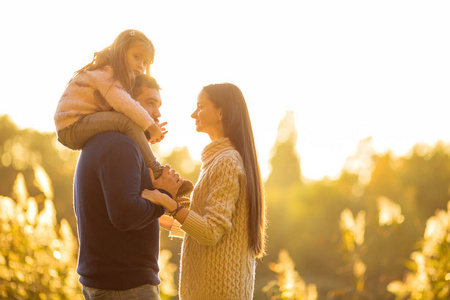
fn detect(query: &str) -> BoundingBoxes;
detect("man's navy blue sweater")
[73,132,165,290]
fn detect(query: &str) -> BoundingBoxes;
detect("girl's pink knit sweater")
[54,66,154,132]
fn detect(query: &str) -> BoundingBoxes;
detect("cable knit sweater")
[54,65,154,132]
[179,137,256,300]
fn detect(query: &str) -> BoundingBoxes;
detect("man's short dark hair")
[133,75,161,98]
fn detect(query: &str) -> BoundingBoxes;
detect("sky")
[0,1,449,180]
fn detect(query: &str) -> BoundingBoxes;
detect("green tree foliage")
[387,201,450,300]
[263,250,318,299]
[0,115,79,231]
[398,143,450,222]
[158,146,201,186]
[263,111,450,299]
[265,111,301,188]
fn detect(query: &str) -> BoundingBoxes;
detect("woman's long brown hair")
[74,29,154,93]
[202,83,267,258]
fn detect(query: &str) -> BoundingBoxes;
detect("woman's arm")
[143,156,243,245]
[180,157,242,245]
[141,189,190,225]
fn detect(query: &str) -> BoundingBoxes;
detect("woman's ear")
[218,108,223,120]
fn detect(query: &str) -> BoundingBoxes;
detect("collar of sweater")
[201,137,236,169]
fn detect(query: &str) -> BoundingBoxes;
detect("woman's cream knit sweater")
[178,137,255,300]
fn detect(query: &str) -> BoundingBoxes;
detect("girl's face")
[126,41,153,79]
[191,90,225,141]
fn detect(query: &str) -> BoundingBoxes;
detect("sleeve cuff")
[169,220,185,239]
[180,211,204,236]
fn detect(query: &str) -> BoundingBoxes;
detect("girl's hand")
[151,122,168,144]
[158,121,167,132]
[147,123,162,143]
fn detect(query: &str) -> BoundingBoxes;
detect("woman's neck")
[207,126,225,141]
[208,132,225,141]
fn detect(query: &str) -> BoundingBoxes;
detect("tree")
[265,111,301,188]
[0,115,79,230]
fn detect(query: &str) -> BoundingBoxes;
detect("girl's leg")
[63,112,163,176]
[63,111,194,196]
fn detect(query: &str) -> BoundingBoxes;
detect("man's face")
[135,87,162,123]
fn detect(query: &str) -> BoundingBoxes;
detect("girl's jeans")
[57,111,162,177]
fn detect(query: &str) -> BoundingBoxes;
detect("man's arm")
[98,139,165,231]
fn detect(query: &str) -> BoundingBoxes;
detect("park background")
[1,1,449,299]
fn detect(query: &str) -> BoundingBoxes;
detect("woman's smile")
[191,90,224,140]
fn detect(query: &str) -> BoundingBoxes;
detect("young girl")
[54,29,193,197]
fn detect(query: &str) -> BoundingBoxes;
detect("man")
[74,75,181,299]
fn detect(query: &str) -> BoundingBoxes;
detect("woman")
[142,83,266,299]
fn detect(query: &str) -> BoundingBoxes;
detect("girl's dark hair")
[202,83,267,258]
[75,29,154,93]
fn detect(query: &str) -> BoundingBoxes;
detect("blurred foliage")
[0,115,79,232]
[0,169,81,298]
[266,111,302,188]
[387,201,450,299]
[1,113,450,299]
[260,113,450,300]
[263,249,318,299]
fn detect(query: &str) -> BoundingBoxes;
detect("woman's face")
[191,90,224,140]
